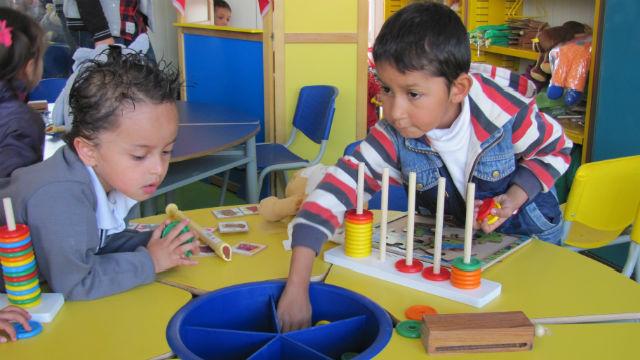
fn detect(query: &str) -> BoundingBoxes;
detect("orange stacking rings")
[344,209,374,258]
[450,257,482,289]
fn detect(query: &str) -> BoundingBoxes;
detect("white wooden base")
[324,246,501,308]
[0,293,64,323]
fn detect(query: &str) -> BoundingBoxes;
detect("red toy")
[477,198,501,225]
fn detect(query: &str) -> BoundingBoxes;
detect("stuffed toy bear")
[547,35,592,106]
[530,21,591,83]
[258,164,329,222]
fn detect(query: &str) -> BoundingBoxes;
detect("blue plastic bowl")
[166,280,393,359]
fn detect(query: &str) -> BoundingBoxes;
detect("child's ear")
[449,73,472,103]
[74,137,98,167]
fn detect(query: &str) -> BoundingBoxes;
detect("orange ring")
[450,267,482,289]
[405,305,438,321]
[1,251,35,263]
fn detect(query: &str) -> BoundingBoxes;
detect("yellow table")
[134,206,335,293]
[325,240,640,358]
[0,283,191,359]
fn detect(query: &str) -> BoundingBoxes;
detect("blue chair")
[254,85,339,197]
[43,43,73,79]
[29,78,67,103]
[343,140,408,211]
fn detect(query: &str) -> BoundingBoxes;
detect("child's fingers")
[168,231,196,251]
[0,320,17,342]
[191,242,201,256]
[164,220,191,242]
[0,311,31,331]
[150,220,170,241]
[176,257,198,266]
[1,305,31,319]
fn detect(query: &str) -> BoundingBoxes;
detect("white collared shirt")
[86,166,138,249]
[426,97,472,197]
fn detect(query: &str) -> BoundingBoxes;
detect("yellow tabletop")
[133,206,335,293]
[0,283,191,359]
[325,240,640,358]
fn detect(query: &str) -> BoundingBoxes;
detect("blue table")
[154,101,260,206]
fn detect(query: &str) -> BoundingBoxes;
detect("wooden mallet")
[165,203,232,261]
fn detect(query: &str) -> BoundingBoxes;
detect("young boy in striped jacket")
[277,2,572,331]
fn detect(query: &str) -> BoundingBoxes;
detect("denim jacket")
[292,65,572,253]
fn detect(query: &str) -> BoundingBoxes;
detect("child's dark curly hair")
[64,47,180,149]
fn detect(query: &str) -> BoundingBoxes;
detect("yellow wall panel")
[285,0,357,33]
[284,44,358,165]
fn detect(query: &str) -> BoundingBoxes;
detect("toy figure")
[547,35,592,106]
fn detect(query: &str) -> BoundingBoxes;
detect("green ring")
[0,247,33,258]
[162,221,194,257]
[9,293,41,305]
[2,264,36,277]
[451,256,482,271]
[396,320,421,339]
[5,277,39,289]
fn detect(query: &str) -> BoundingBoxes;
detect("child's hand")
[277,281,312,332]
[0,306,31,343]
[147,220,199,273]
[474,185,528,234]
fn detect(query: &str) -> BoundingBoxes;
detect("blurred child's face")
[377,62,467,139]
[77,102,179,201]
[214,7,231,26]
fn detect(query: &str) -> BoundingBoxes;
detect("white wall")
[524,0,596,27]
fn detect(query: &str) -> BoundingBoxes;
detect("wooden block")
[421,311,534,354]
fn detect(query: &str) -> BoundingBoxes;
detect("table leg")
[245,136,258,204]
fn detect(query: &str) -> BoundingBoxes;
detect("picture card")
[233,242,267,256]
[212,208,244,219]
[239,205,259,215]
[218,221,249,233]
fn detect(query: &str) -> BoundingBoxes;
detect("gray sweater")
[0,146,155,300]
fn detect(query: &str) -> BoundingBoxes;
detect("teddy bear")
[546,35,592,106]
[258,164,329,222]
[530,21,591,83]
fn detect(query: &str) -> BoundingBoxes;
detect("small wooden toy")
[324,174,501,307]
[165,203,232,261]
[421,311,534,354]
[421,311,640,355]
[344,162,374,258]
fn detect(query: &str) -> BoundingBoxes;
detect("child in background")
[0,47,200,300]
[0,8,46,177]
[277,2,572,331]
[213,0,232,26]
[0,305,31,343]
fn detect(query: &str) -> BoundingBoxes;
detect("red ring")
[3,269,38,283]
[395,258,424,273]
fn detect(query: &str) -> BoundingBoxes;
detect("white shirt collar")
[86,166,138,236]
[426,96,471,151]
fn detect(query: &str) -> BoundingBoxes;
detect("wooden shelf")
[470,44,539,61]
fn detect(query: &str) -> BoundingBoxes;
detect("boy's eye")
[408,91,421,99]
[131,155,146,161]
[162,150,173,156]
[381,86,391,94]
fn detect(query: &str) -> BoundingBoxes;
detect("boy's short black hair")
[64,47,180,149]
[373,1,470,86]
[214,0,231,11]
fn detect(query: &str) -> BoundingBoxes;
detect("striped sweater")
[292,64,573,253]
